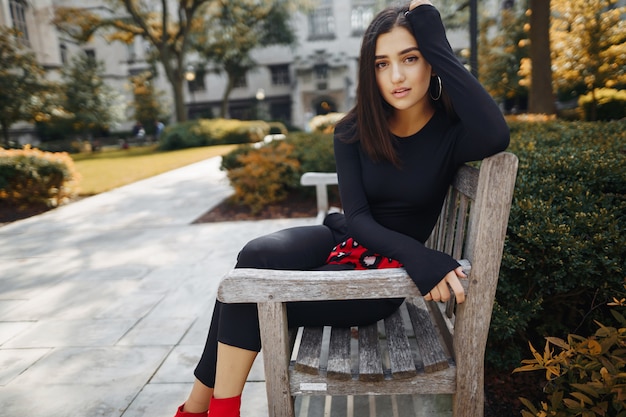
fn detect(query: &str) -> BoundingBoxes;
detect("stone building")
[187,0,477,129]
[2,0,542,136]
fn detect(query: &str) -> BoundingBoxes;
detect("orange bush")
[226,141,300,214]
[0,146,80,207]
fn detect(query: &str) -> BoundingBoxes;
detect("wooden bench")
[218,152,518,417]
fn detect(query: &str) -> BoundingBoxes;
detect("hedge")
[221,120,626,373]
[0,146,80,208]
[159,118,286,150]
[490,120,626,370]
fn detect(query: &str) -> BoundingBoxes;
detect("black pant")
[193,214,404,387]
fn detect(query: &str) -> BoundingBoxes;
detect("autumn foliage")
[515,292,626,417]
[226,141,300,214]
[0,146,80,208]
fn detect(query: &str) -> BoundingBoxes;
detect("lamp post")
[255,88,266,120]
[185,66,196,118]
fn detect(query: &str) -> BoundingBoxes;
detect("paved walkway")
[0,157,315,417]
[0,157,453,417]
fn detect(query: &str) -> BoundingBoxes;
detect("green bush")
[219,122,626,369]
[578,88,626,121]
[220,144,255,172]
[286,132,336,174]
[159,118,272,150]
[0,146,80,207]
[37,139,82,154]
[489,120,626,370]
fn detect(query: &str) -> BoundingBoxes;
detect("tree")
[53,0,210,123]
[479,8,529,111]
[551,0,626,119]
[60,54,125,140]
[528,0,555,114]
[130,71,170,134]
[192,0,301,118]
[437,0,471,29]
[0,26,47,147]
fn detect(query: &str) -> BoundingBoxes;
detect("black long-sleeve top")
[333,5,510,294]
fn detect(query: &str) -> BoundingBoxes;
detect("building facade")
[3,0,524,136]
[188,0,477,129]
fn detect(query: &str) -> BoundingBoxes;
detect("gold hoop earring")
[430,75,442,101]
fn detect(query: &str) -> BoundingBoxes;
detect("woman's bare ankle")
[184,379,213,412]
[182,400,209,414]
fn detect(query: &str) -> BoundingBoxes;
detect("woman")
[175,1,509,416]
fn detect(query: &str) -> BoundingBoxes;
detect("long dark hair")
[337,6,456,167]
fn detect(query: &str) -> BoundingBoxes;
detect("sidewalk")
[0,156,314,417]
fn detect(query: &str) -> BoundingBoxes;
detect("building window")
[127,43,136,63]
[9,0,29,46]
[314,64,329,81]
[84,49,96,61]
[60,44,68,65]
[233,74,247,88]
[270,65,291,86]
[351,0,375,35]
[314,64,329,90]
[187,68,206,92]
[308,0,334,40]
[270,99,292,123]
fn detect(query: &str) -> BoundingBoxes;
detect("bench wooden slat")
[453,195,470,260]
[444,190,460,255]
[326,327,352,380]
[295,327,324,375]
[406,297,450,373]
[290,366,457,396]
[358,324,384,382]
[383,307,417,379]
[428,301,455,355]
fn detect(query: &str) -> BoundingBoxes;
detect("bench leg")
[452,355,484,417]
[258,302,295,417]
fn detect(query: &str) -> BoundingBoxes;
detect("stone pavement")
[0,156,315,417]
[0,156,454,417]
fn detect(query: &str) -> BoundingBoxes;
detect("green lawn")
[72,144,237,196]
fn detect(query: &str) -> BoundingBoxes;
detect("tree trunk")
[220,74,235,119]
[158,48,188,123]
[589,88,598,121]
[1,122,9,148]
[172,76,187,123]
[528,0,556,114]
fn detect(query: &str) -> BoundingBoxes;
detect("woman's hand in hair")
[409,0,433,11]
[423,266,467,304]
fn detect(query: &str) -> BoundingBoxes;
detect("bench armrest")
[217,260,470,303]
